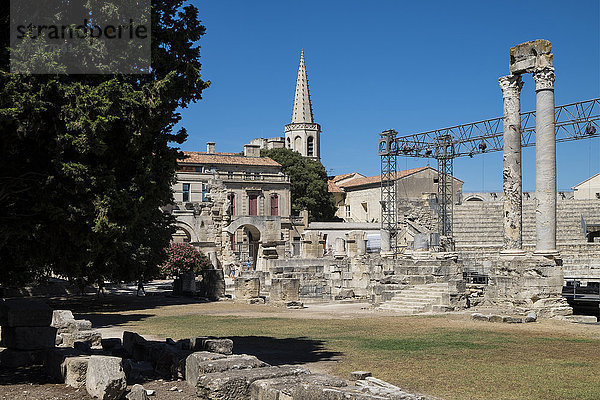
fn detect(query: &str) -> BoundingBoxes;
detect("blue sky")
[177,0,600,192]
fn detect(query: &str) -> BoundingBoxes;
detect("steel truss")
[379,98,600,256]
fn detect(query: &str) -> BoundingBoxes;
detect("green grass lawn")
[118,310,600,400]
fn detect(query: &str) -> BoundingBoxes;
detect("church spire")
[291,50,314,124]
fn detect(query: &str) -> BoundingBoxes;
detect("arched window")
[294,136,301,152]
[286,137,291,148]
[307,136,314,157]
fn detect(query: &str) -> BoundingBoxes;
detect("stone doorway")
[232,224,261,269]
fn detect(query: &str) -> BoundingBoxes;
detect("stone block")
[350,370,372,380]
[196,365,309,400]
[248,297,266,305]
[185,351,228,386]
[51,310,75,333]
[525,312,537,323]
[86,355,127,400]
[186,354,267,387]
[204,338,234,355]
[0,347,46,368]
[235,277,261,299]
[509,39,553,74]
[1,326,57,350]
[153,345,192,380]
[502,316,523,324]
[488,315,504,323]
[470,313,490,322]
[270,278,300,302]
[101,338,122,352]
[60,330,102,348]
[0,299,53,327]
[64,356,90,388]
[123,359,155,383]
[294,385,389,400]
[197,269,226,300]
[285,301,304,309]
[126,384,150,400]
[123,331,147,358]
[250,373,347,400]
[45,347,83,382]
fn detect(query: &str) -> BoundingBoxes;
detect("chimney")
[244,144,261,158]
[206,142,215,154]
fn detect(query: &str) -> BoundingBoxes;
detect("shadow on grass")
[230,336,342,366]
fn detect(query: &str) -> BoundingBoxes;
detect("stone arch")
[464,195,484,202]
[225,216,266,237]
[173,221,200,243]
[307,136,314,157]
[294,135,302,152]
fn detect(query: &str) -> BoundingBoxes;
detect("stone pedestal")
[499,74,525,255]
[333,237,345,259]
[270,278,300,302]
[234,277,260,300]
[197,269,225,301]
[533,67,559,256]
[302,231,324,258]
[485,254,571,317]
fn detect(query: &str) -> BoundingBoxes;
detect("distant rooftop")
[179,151,281,167]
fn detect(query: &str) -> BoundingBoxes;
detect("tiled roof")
[337,167,430,188]
[328,179,344,193]
[178,151,282,167]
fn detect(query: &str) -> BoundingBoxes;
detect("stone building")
[572,172,600,200]
[328,166,464,223]
[168,142,293,269]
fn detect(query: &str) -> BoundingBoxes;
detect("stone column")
[499,74,525,255]
[532,67,559,256]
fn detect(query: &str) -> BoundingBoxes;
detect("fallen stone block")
[51,310,75,333]
[337,289,355,300]
[123,331,148,358]
[235,277,260,299]
[196,365,310,400]
[60,330,102,347]
[525,312,537,323]
[285,301,304,309]
[185,351,228,387]
[101,338,122,352]
[294,384,389,400]
[64,356,90,388]
[0,326,57,350]
[502,316,523,324]
[0,347,46,368]
[126,384,149,400]
[154,345,192,380]
[86,355,127,400]
[186,354,267,387]
[204,338,234,355]
[488,315,504,323]
[250,373,347,400]
[350,371,372,381]
[470,313,490,322]
[247,297,265,305]
[0,299,53,327]
[46,347,87,382]
[124,359,155,383]
[560,315,598,323]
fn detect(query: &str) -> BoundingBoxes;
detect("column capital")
[498,74,523,97]
[533,67,555,91]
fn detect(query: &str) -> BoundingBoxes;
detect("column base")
[499,249,527,257]
[532,249,560,258]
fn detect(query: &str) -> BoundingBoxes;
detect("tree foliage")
[261,148,338,222]
[160,243,212,278]
[0,1,210,286]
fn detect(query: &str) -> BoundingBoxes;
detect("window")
[227,193,235,216]
[345,205,351,218]
[194,166,202,172]
[228,171,234,180]
[249,194,258,216]
[182,183,190,202]
[270,194,279,216]
[201,183,208,202]
[287,137,291,148]
[307,136,314,157]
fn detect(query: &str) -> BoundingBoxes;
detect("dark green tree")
[261,148,339,222]
[0,1,210,286]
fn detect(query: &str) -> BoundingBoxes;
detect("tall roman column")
[532,67,559,256]
[499,74,525,255]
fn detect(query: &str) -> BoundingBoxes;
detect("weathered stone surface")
[502,316,523,324]
[488,315,504,323]
[509,39,552,74]
[186,354,267,388]
[337,289,355,299]
[560,315,598,323]
[270,278,300,302]
[247,297,266,305]
[186,351,228,387]
[0,299,53,327]
[64,356,90,388]
[235,277,261,299]
[101,338,122,352]
[470,313,490,322]
[0,348,46,368]
[196,365,309,400]
[285,301,304,309]
[123,331,148,358]
[123,359,155,383]
[60,330,102,347]
[45,347,83,382]
[350,371,372,380]
[250,373,347,400]
[197,269,226,301]
[525,312,537,323]
[51,310,75,332]
[1,326,57,350]
[86,355,127,400]
[191,337,234,355]
[154,345,192,380]
[126,384,149,400]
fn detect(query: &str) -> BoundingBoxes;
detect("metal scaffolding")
[379,98,600,256]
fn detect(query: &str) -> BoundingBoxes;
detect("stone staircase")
[453,199,600,276]
[377,282,452,314]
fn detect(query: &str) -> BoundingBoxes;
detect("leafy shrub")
[160,243,212,277]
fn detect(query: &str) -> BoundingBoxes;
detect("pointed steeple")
[291,50,314,124]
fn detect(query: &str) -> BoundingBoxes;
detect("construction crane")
[379,98,600,257]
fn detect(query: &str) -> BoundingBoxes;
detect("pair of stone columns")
[499,67,558,256]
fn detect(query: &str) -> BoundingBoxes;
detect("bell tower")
[284,50,321,161]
